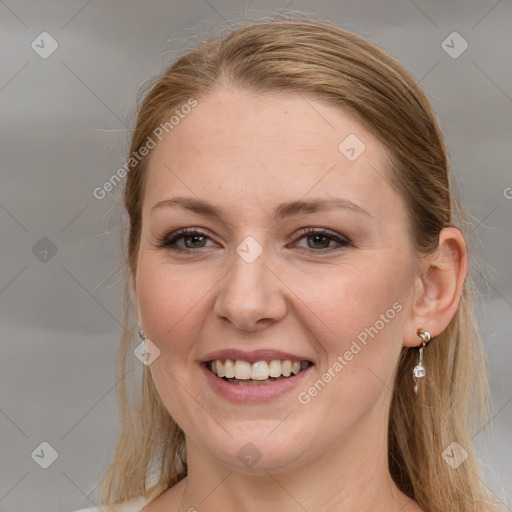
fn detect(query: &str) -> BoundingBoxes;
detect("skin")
[134,84,467,512]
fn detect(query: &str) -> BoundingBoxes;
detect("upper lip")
[200,349,314,364]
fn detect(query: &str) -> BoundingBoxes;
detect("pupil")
[308,235,329,249]
[185,235,206,248]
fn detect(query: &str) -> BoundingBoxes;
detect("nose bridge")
[214,238,286,330]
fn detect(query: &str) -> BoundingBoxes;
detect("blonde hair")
[100,17,499,511]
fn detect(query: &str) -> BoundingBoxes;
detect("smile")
[207,359,312,385]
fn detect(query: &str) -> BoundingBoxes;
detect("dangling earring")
[138,328,150,366]
[137,328,160,366]
[413,327,431,394]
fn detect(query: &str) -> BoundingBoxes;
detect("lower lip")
[200,363,313,403]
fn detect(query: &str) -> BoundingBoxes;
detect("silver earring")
[413,328,431,394]
[137,328,160,365]
[138,328,150,365]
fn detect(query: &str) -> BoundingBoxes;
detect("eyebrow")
[150,196,372,220]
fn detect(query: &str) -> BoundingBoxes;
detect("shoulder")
[73,497,151,512]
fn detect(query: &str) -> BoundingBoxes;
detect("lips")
[200,360,313,402]
[200,349,314,394]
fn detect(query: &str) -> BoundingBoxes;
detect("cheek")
[294,260,404,340]
[288,259,408,398]
[288,269,407,438]
[136,258,215,431]
[136,256,215,357]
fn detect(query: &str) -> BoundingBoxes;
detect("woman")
[82,17,499,512]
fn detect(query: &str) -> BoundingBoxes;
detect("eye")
[157,228,217,251]
[292,228,351,253]
[157,227,351,254]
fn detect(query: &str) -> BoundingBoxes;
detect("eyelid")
[293,227,350,244]
[157,227,351,253]
[290,227,351,252]
[157,227,216,249]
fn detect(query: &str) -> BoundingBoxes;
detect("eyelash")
[157,227,351,254]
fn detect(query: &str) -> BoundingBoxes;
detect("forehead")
[142,85,402,224]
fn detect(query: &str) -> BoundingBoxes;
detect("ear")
[403,227,468,348]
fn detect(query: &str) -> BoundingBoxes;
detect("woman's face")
[135,85,418,472]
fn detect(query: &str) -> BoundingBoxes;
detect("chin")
[203,425,312,474]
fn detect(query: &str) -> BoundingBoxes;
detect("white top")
[74,497,151,512]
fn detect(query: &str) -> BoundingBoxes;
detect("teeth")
[224,359,235,378]
[209,358,310,379]
[234,360,251,380]
[269,360,282,378]
[281,360,292,377]
[251,361,269,380]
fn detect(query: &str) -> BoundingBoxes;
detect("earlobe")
[403,227,468,348]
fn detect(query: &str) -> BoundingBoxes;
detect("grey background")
[1,1,511,511]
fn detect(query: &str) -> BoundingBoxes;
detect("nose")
[213,245,287,332]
